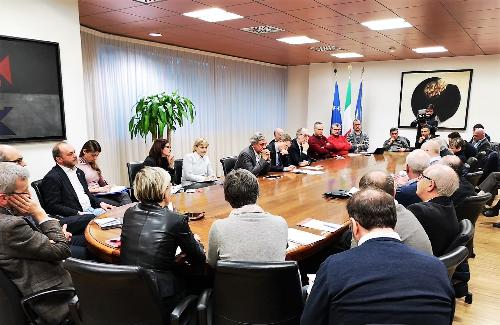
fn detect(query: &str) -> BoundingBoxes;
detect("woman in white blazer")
[181,138,216,186]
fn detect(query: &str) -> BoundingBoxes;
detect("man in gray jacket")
[351,170,433,255]
[0,162,73,324]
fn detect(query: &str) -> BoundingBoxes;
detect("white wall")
[286,65,309,133]
[0,0,86,180]
[287,55,500,151]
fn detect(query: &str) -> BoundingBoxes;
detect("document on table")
[287,228,325,251]
[298,218,342,232]
[302,165,324,170]
[291,169,325,175]
[95,185,127,196]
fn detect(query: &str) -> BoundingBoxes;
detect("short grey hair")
[0,162,29,194]
[52,141,68,160]
[406,149,430,174]
[224,169,259,208]
[359,170,395,196]
[133,167,170,203]
[250,132,266,145]
[423,164,459,197]
[438,155,462,176]
[296,128,309,138]
[421,140,440,155]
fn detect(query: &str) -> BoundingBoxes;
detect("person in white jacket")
[181,137,216,186]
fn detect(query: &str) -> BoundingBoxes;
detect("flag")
[330,81,342,129]
[355,80,363,122]
[342,75,352,136]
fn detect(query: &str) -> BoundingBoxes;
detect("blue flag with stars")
[331,81,342,129]
[355,80,363,122]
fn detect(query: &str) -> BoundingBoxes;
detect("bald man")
[407,164,460,256]
[472,128,491,153]
[421,140,441,165]
[267,128,284,153]
[0,144,26,166]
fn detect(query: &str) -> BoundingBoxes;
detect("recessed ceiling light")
[412,46,448,53]
[277,36,319,45]
[148,33,163,37]
[240,25,285,34]
[361,18,412,30]
[331,52,364,58]
[183,8,243,22]
[309,45,346,52]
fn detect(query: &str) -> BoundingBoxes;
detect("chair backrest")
[454,193,492,224]
[63,258,165,325]
[174,159,183,185]
[464,171,483,187]
[444,219,474,254]
[213,260,303,325]
[0,268,27,325]
[465,156,478,172]
[439,246,469,279]
[219,157,237,176]
[126,162,144,188]
[31,179,46,210]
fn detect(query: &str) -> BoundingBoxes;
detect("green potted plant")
[128,91,196,142]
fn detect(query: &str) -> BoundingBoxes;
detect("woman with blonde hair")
[181,137,216,186]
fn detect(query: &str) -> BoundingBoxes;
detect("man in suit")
[302,188,454,325]
[407,164,460,256]
[351,171,433,254]
[308,122,334,160]
[415,124,432,149]
[268,134,296,172]
[472,128,491,154]
[421,140,441,165]
[395,149,430,207]
[469,123,491,143]
[382,127,410,152]
[0,163,73,324]
[266,128,284,153]
[41,142,114,234]
[439,155,476,206]
[234,132,271,176]
[289,127,311,166]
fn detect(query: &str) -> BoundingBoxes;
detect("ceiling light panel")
[331,52,364,58]
[183,8,243,22]
[277,36,319,45]
[361,18,412,31]
[412,46,448,53]
[310,45,346,52]
[240,25,284,34]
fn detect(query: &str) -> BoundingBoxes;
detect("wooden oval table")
[85,152,408,263]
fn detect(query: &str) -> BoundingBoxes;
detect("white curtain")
[81,29,287,185]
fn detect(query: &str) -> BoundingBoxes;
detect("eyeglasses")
[6,157,24,164]
[418,174,433,182]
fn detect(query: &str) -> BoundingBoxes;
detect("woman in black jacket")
[120,166,206,315]
[143,138,175,180]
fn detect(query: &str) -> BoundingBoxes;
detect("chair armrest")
[197,289,213,325]
[171,294,198,325]
[21,287,75,324]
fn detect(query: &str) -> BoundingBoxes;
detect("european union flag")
[331,81,342,129]
[355,80,363,122]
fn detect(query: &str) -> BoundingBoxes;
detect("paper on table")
[302,165,324,170]
[298,218,342,232]
[291,169,325,175]
[171,185,183,194]
[287,228,325,247]
[94,217,119,226]
[95,185,127,196]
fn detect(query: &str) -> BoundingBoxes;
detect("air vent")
[309,45,346,52]
[240,25,285,34]
[133,0,165,4]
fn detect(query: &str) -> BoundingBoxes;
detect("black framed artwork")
[398,69,473,130]
[0,35,66,142]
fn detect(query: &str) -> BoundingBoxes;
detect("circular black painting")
[411,77,461,122]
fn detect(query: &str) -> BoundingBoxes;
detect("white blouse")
[181,152,215,186]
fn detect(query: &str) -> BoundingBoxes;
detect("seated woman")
[120,167,206,316]
[144,138,175,180]
[78,140,132,206]
[181,137,216,186]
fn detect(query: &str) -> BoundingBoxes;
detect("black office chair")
[63,258,197,325]
[454,193,491,257]
[438,246,469,279]
[197,260,304,325]
[0,268,75,325]
[126,162,144,201]
[219,156,237,176]
[465,156,478,173]
[31,179,46,210]
[465,171,483,187]
[443,219,474,255]
[174,159,183,185]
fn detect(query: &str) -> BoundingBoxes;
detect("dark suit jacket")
[301,237,454,325]
[407,196,460,256]
[267,141,291,172]
[234,145,270,176]
[395,179,421,207]
[475,138,492,154]
[0,214,72,324]
[41,165,101,216]
[289,138,310,166]
[450,176,476,206]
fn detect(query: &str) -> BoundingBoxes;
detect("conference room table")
[85,152,408,264]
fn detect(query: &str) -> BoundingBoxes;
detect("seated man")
[407,164,460,256]
[448,132,477,162]
[383,127,410,152]
[327,123,352,156]
[415,124,432,149]
[289,127,311,167]
[479,171,500,217]
[0,163,73,324]
[352,171,433,254]
[41,142,114,234]
[207,169,288,267]
[346,119,369,153]
[268,134,296,172]
[395,149,430,207]
[308,122,334,160]
[439,155,476,207]
[234,132,271,176]
[0,144,39,201]
[472,127,492,154]
[267,128,284,151]
[301,188,454,325]
[469,123,491,143]
[421,140,441,165]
